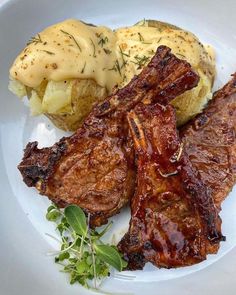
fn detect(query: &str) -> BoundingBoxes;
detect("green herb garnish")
[178,35,186,41]
[40,50,55,55]
[131,54,150,69]
[46,204,127,289]
[27,34,43,46]
[60,30,82,52]
[97,33,109,47]
[108,59,121,76]
[135,18,146,26]
[138,32,144,42]
[148,49,155,55]
[176,53,186,59]
[90,38,96,57]
[108,59,122,76]
[81,62,86,74]
[103,48,112,55]
[119,45,129,69]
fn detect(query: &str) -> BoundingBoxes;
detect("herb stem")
[131,54,150,69]
[45,233,61,243]
[90,38,96,57]
[108,60,122,76]
[97,221,113,239]
[118,46,129,70]
[27,34,43,46]
[81,61,86,74]
[48,239,78,256]
[60,30,82,52]
[97,33,109,47]
[40,50,55,55]
[176,53,186,58]
[78,213,90,259]
[138,32,144,41]
[87,214,97,289]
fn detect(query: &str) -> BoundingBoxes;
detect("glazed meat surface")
[18,46,199,226]
[118,103,223,270]
[180,74,236,210]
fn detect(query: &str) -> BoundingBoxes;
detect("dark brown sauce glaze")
[18,46,199,227]
[180,73,236,211]
[118,102,222,269]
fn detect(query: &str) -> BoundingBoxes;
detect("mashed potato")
[9,19,215,130]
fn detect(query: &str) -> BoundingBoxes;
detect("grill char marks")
[118,103,222,270]
[18,46,200,227]
[180,74,236,211]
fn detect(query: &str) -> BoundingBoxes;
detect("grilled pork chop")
[118,103,223,269]
[18,46,199,226]
[180,74,236,210]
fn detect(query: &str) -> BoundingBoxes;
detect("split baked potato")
[9,19,215,130]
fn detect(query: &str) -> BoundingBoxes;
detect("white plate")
[0,0,236,294]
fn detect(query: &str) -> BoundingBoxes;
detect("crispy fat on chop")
[18,46,199,227]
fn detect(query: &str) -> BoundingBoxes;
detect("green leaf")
[96,262,109,278]
[89,264,95,276]
[94,244,123,271]
[47,205,56,213]
[60,217,70,228]
[76,260,88,274]
[95,263,102,274]
[64,205,87,236]
[57,223,66,235]
[121,258,128,268]
[58,251,70,261]
[46,210,61,221]
[55,256,59,263]
[95,221,113,239]
[75,237,82,247]
[61,243,68,251]
[70,272,78,285]
[69,258,77,264]
[86,255,92,266]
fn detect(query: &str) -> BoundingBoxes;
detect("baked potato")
[9,19,215,130]
[142,20,215,125]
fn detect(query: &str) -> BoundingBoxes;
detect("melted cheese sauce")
[10,19,214,92]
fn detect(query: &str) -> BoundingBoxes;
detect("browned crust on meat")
[95,46,199,117]
[180,74,236,211]
[18,46,200,227]
[18,140,68,188]
[118,103,223,270]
